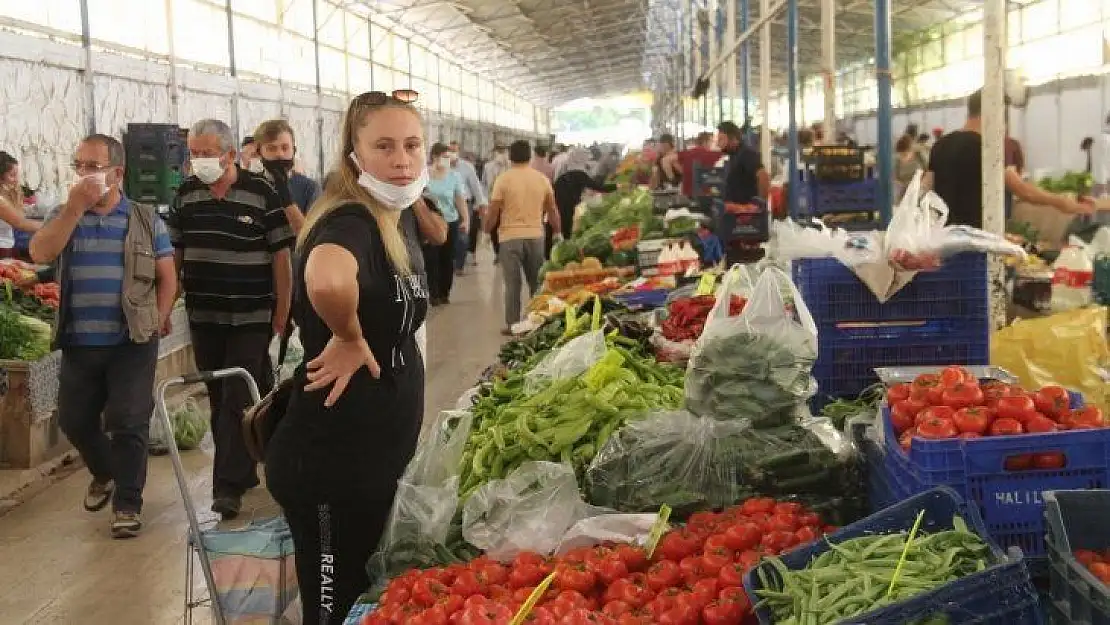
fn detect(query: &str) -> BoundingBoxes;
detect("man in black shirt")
[168,118,295,519]
[927,89,1090,228]
[717,121,769,204]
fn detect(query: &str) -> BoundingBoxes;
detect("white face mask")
[192,157,225,184]
[246,159,265,174]
[438,156,453,169]
[80,171,110,199]
[350,152,427,212]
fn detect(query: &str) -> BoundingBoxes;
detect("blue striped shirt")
[51,196,174,346]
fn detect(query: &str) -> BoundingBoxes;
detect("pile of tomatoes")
[1073,549,1110,586]
[887,366,1104,469]
[362,498,835,625]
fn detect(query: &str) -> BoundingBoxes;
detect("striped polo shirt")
[167,167,294,330]
[52,195,174,346]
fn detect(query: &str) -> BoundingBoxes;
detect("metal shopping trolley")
[155,367,299,625]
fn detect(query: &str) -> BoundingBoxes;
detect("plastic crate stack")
[803,146,880,229]
[1044,489,1110,624]
[691,162,725,212]
[124,123,187,205]
[861,391,1110,579]
[744,487,1042,625]
[795,252,990,409]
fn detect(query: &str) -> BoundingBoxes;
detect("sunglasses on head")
[353,89,420,106]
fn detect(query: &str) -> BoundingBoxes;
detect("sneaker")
[212,495,242,520]
[110,511,142,539]
[83,478,114,512]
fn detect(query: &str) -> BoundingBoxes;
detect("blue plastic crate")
[811,319,990,403]
[744,487,1043,625]
[806,178,879,215]
[1044,489,1110,625]
[13,229,31,250]
[794,252,989,323]
[876,396,1110,566]
[610,288,671,310]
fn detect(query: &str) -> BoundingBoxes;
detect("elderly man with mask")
[168,118,295,520]
[447,141,487,272]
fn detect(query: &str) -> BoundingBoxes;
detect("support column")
[786,0,799,217]
[821,0,835,141]
[759,0,771,165]
[164,0,180,124]
[982,0,1008,330]
[225,0,240,138]
[874,0,894,225]
[715,0,725,122]
[740,0,749,123]
[727,0,737,121]
[79,0,95,134]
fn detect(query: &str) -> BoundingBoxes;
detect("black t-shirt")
[928,131,984,228]
[554,170,610,221]
[723,146,763,204]
[265,203,427,499]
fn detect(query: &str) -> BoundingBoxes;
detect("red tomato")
[603,576,651,608]
[602,601,633,618]
[412,577,450,606]
[612,544,649,572]
[739,498,776,515]
[1004,454,1033,471]
[737,550,762,570]
[456,602,513,625]
[679,556,708,585]
[701,552,732,577]
[959,432,982,439]
[890,401,919,434]
[1025,415,1059,434]
[767,513,798,532]
[410,605,450,625]
[645,560,682,592]
[1033,452,1067,469]
[722,523,761,552]
[941,366,976,385]
[702,599,744,625]
[656,531,700,562]
[1033,386,1071,419]
[691,578,721,604]
[761,530,797,553]
[772,502,804,516]
[915,405,956,427]
[989,417,1024,437]
[657,604,700,625]
[378,586,411,606]
[1076,549,1103,566]
[796,512,821,528]
[1073,406,1105,427]
[941,383,984,410]
[887,382,912,404]
[917,416,959,440]
[554,562,597,594]
[508,563,548,589]
[718,586,750,608]
[952,406,992,435]
[560,608,614,625]
[794,526,818,545]
[522,607,556,625]
[594,555,630,586]
[703,534,734,556]
[717,562,746,588]
[1089,562,1110,585]
[913,373,941,390]
[996,395,1037,423]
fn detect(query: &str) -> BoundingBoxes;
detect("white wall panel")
[0,58,87,201]
[179,91,235,135]
[286,105,320,178]
[237,98,283,140]
[94,76,173,138]
[320,108,344,175]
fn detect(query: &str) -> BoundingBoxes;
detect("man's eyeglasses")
[353,89,420,106]
[71,161,113,174]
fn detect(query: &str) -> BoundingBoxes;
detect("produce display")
[754,515,992,624]
[1037,171,1093,195]
[888,366,1104,460]
[1072,549,1110,585]
[361,498,837,625]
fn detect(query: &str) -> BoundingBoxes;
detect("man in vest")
[29,134,177,539]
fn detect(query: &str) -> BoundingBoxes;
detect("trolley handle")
[181,371,217,384]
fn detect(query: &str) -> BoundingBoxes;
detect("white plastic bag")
[769,218,883,267]
[268,328,304,383]
[523,329,607,394]
[462,461,610,562]
[554,514,660,555]
[886,169,948,270]
[685,266,818,420]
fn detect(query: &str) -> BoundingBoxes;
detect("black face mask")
[265,158,295,172]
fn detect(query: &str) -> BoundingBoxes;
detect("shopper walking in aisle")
[925,89,1091,229]
[170,118,295,520]
[895,135,923,201]
[254,119,322,216]
[0,151,41,258]
[423,142,468,305]
[447,141,487,272]
[266,88,445,625]
[29,134,177,538]
[481,145,509,262]
[594,147,622,185]
[551,144,570,180]
[486,140,562,335]
[531,145,555,181]
[554,148,614,240]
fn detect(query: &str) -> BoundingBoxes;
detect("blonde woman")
[264,89,446,625]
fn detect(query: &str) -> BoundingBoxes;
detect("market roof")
[355,0,974,107]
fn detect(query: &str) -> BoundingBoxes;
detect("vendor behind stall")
[716,121,769,205]
[926,89,1091,228]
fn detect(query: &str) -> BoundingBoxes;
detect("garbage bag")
[585,410,859,518]
[991,306,1110,413]
[368,410,476,581]
[685,266,818,422]
[461,461,609,562]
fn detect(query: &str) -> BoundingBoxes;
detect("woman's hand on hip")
[304,336,380,407]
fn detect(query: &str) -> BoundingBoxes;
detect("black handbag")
[243,322,295,463]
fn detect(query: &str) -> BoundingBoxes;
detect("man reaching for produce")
[29,134,177,539]
[926,88,1092,228]
[485,140,562,335]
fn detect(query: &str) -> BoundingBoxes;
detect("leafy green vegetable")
[0,306,50,360]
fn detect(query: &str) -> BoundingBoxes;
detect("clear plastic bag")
[554,514,660,555]
[769,218,883,267]
[585,410,860,517]
[685,266,818,422]
[268,329,304,383]
[368,410,474,581]
[886,170,948,270]
[523,329,607,394]
[461,461,609,562]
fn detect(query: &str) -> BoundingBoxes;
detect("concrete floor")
[0,251,511,625]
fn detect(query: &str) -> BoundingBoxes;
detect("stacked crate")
[794,252,990,409]
[124,123,187,205]
[803,145,880,228]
